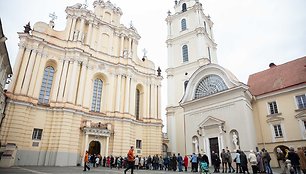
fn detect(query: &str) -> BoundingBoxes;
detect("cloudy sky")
[1,0,306,130]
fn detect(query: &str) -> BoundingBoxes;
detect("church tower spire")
[166,0,217,107]
[165,0,218,154]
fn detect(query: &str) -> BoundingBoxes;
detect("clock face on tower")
[194,75,228,99]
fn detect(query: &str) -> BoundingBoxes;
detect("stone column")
[157,85,161,119]
[83,66,93,109]
[120,35,124,57]
[8,45,25,93]
[21,50,37,95]
[82,133,89,166]
[68,60,79,103]
[76,62,87,106]
[14,48,31,94]
[86,22,93,45]
[27,51,43,97]
[105,136,109,157]
[69,17,77,41]
[33,53,48,99]
[115,74,122,112]
[63,61,73,102]
[90,24,97,49]
[124,76,130,113]
[128,38,132,57]
[151,84,156,118]
[78,18,85,41]
[147,84,151,118]
[57,60,69,102]
[129,78,136,116]
[51,59,63,102]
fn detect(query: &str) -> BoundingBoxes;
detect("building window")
[182,3,187,12]
[136,140,142,149]
[268,101,279,115]
[296,94,306,109]
[32,128,43,140]
[273,124,283,138]
[135,89,140,120]
[194,75,228,99]
[208,47,211,60]
[182,45,189,62]
[304,120,306,130]
[91,79,103,112]
[181,19,187,31]
[38,66,55,104]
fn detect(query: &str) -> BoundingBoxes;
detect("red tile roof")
[247,56,306,96]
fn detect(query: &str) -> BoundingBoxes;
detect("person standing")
[235,150,242,173]
[262,148,272,174]
[172,153,178,171]
[184,155,189,172]
[177,153,183,172]
[124,146,135,174]
[134,155,139,170]
[248,150,258,174]
[276,148,286,174]
[227,149,235,173]
[297,147,306,174]
[83,151,90,171]
[191,153,198,172]
[221,149,228,173]
[287,147,301,174]
[239,151,249,174]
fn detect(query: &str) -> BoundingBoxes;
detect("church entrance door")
[88,141,101,155]
[209,137,219,155]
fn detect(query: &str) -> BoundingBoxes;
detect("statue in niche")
[73,30,79,41]
[192,137,199,154]
[232,132,239,150]
[123,50,128,58]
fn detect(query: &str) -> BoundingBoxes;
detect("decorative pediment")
[199,116,225,128]
[295,110,306,119]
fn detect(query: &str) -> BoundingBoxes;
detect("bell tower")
[166,0,217,107]
[166,0,218,154]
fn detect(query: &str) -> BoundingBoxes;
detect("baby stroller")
[200,161,210,174]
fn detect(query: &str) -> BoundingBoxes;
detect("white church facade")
[166,0,257,159]
[0,1,162,166]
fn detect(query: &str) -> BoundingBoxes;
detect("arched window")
[182,45,189,62]
[91,79,103,112]
[181,19,187,31]
[38,66,55,104]
[194,75,228,99]
[135,89,140,120]
[182,3,187,12]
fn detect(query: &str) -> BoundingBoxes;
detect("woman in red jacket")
[184,155,189,171]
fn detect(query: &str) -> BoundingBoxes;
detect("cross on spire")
[49,12,57,21]
[83,0,88,9]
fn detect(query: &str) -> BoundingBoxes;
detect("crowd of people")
[83,146,306,174]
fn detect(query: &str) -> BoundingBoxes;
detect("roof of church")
[247,56,306,96]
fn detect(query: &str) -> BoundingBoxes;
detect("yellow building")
[0,1,162,166]
[0,19,13,129]
[248,56,306,167]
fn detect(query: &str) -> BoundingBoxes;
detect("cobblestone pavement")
[0,166,282,174]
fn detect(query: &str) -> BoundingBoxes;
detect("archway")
[88,141,101,155]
